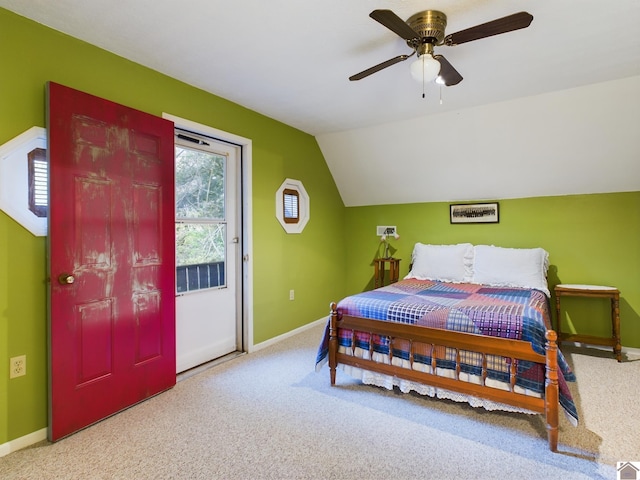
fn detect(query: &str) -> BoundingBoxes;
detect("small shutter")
[28,147,48,217]
[283,188,299,224]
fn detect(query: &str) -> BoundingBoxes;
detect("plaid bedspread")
[316,279,578,423]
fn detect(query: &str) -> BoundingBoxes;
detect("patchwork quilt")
[316,279,578,423]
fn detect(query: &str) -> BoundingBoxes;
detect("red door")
[47,82,176,441]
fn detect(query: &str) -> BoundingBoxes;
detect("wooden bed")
[317,244,577,452]
[327,301,561,451]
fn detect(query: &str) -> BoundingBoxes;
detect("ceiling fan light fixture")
[410,54,441,83]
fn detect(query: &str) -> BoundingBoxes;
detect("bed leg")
[329,302,338,386]
[544,330,559,452]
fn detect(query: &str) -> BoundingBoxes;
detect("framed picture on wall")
[450,202,499,224]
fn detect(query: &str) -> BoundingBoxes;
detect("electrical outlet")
[10,355,26,379]
[376,226,397,236]
[289,289,295,301]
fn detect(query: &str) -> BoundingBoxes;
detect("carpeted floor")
[1,322,637,479]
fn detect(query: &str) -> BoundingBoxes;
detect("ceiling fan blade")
[444,12,533,46]
[434,55,463,86]
[370,9,420,41]
[349,54,411,81]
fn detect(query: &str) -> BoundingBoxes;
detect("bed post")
[329,302,338,385]
[544,330,559,452]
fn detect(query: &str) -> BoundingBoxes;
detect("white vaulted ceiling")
[2,0,640,205]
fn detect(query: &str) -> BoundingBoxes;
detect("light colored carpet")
[1,323,637,480]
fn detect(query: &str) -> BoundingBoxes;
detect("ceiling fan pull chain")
[439,85,443,105]
[422,59,426,98]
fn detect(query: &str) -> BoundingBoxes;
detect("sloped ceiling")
[2,0,639,205]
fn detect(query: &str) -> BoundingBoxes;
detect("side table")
[554,284,621,362]
[373,258,401,289]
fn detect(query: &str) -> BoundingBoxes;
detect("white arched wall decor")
[0,126,48,236]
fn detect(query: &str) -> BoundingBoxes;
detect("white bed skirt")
[337,346,540,415]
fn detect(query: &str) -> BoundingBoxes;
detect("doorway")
[166,115,253,372]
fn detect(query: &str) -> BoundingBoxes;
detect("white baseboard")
[0,428,47,458]
[624,346,640,358]
[250,317,326,353]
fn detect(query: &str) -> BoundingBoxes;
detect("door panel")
[175,136,240,373]
[48,82,176,441]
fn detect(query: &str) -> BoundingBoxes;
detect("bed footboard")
[327,302,560,452]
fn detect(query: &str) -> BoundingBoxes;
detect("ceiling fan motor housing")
[406,10,447,47]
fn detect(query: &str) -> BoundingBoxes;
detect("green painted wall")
[344,192,640,346]
[0,9,346,445]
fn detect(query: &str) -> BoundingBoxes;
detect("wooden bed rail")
[327,302,560,451]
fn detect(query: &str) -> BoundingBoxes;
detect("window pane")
[175,146,225,219]
[284,193,298,219]
[283,188,299,224]
[176,223,226,293]
[28,148,48,218]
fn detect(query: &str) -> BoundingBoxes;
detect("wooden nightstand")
[373,258,401,289]
[554,284,621,362]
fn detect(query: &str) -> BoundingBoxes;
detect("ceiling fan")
[350,9,533,86]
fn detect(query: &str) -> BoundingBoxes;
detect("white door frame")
[163,113,254,354]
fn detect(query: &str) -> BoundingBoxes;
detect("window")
[282,188,299,224]
[175,132,228,293]
[28,147,48,218]
[0,126,48,236]
[275,178,309,234]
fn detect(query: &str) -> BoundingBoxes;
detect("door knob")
[58,273,75,285]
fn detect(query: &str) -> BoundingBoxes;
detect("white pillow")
[472,245,550,296]
[405,243,473,283]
